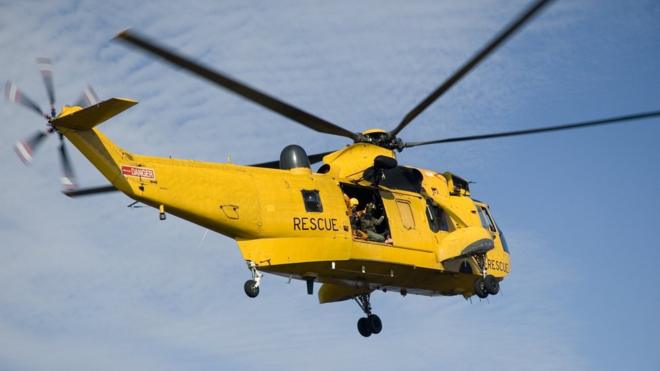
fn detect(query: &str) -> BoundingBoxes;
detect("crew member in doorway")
[349,198,368,239]
[361,202,392,244]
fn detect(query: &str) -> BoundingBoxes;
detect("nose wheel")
[355,293,382,337]
[473,254,501,299]
[244,261,262,298]
[474,274,500,299]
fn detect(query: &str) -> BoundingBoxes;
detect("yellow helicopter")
[6,0,660,337]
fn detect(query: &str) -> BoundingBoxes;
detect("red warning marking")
[121,165,155,180]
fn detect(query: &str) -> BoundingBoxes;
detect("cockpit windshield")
[477,205,509,253]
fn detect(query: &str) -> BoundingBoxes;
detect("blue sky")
[1,1,659,370]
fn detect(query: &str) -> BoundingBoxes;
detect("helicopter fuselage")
[60,117,510,301]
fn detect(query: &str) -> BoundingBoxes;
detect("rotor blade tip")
[115,28,133,40]
[60,177,76,189]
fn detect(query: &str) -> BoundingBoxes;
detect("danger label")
[121,165,156,180]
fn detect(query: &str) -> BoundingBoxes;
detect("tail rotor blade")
[5,81,46,118]
[15,130,50,164]
[58,137,77,190]
[74,85,99,107]
[37,57,56,115]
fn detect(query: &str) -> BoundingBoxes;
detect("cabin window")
[425,199,449,232]
[301,190,323,212]
[396,200,415,230]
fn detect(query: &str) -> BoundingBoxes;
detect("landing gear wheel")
[484,275,500,295]
[474,277,488,299]
[244,279,259,298]
[357,317,372,337]
[354,293,382,337]
[244,261,262,298]
[367,314,382,334]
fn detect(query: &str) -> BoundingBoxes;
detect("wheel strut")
[354,294,372,316]
[474,253,487,279]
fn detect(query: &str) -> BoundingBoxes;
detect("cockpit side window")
[425,199,450,232]
[477,206,496,232]
[301,190,323,212]
[481,205,509,253]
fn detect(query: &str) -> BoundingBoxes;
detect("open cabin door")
[340,183,392,244]
[340,183,435,251]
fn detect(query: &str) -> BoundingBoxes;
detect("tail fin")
[51,98,138,196]
[51,98,137,130]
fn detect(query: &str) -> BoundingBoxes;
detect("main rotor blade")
[74,85,100,107]
[5,81,46,118]
[403,110,660,148]
[390,0,554,136]
[58,137,77,190]
[63,185,118,197]
[15,130,50,164]
[115,30,358,140]
[251,151,333,169]
[37,57,56,112]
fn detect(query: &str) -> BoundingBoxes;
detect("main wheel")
[244,279,259,298]
[484,275,500,295]
[357,317,372,337]
[474,277,488,299]
[367,314,382,334]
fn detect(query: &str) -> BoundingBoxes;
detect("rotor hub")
[355,129,404,151]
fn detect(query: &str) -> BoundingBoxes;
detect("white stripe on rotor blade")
[8,82,18,103]
[60,177,75,187]
[15,142,32,163]
[37,58,52,72]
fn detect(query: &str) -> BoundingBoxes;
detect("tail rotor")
[6,58,116,196]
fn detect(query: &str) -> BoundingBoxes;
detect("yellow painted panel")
[396,199,415,230]
[53,98,137,130]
